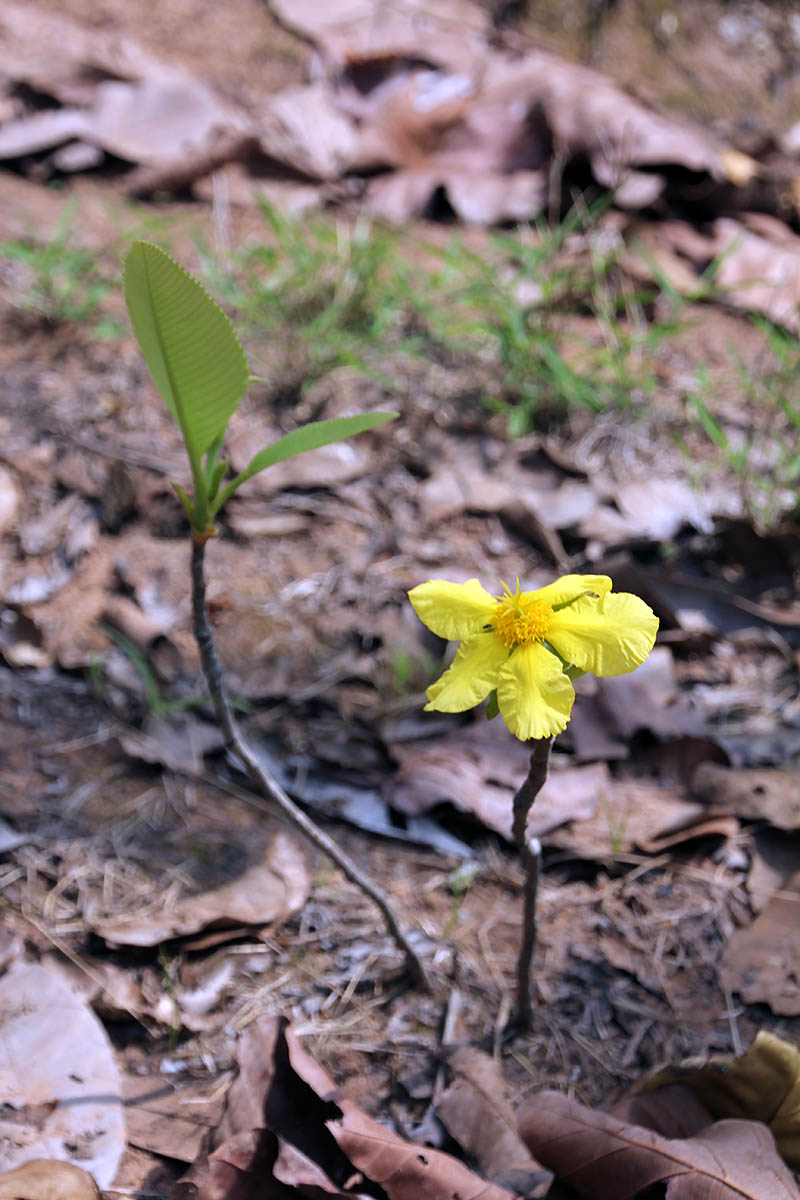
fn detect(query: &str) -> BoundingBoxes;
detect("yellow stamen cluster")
[493,588,551,648]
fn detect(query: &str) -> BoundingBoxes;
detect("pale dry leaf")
[0,962,124,1188]
[267,0,490,74]
[0,1159,99,1200]
[711,218,800,331]
[519,1089,800,1199]
[87,831,309,947]
[721,871,800,1016]
[693,762,800,831]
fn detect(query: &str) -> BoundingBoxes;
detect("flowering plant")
[409,573,658,741]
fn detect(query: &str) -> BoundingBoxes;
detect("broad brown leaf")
[519,1090,800,1199]
[633,1032,800,1169]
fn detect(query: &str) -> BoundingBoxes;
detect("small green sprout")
[124,241,396,538]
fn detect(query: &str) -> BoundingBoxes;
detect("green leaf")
[124,242,248,465]
[212,412,397,513]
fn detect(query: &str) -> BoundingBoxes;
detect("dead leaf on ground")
[390,728,609,840]
[711,218,800,332]
[436,1047,549,1195]
[268,0,490,74]
[569,647,703,761]
[0,4,249,171]
[631,1031,800,1169]
[192,1015,519,1200]
[268,0,725,222]
[0,1159,99,1200]
[693,761,800,830]
[721,870,800,1016]
[519,1089,800,1199]
[580,477,733,545]
[747,829,800,912]
[0,961,125,1189]
[123,1074,228,1164]
[85,829,309,947]
[118,713,224,774]
[546,780,731,861]
[611,1083,717,1141]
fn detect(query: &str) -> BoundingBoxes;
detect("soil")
[2,2,800,1197]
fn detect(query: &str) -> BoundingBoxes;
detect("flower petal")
[548,591,659,676]
[496,642,575,741]
[425,632,509,712]
[409,578,497,641]
[524,574,612,610]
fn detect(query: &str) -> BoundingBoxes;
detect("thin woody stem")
[190,539,429,989]
[511,736,553,1031]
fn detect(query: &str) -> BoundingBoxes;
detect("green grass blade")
[124,242,248,462]
[212,412,396,513]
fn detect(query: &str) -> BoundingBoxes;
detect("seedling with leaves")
[124,241,427,986]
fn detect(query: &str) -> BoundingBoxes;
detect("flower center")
[493,586,551,648]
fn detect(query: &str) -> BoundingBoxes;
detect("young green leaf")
[211,412,397,514]
[124,242,248,468]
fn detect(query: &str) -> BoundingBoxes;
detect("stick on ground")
[190,539,429,989]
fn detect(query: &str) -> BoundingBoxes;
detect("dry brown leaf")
[0,962,124,1188]
[519,1089,800,1199]
[569,647,702,762]
[204,1016,518,1200]
[0,1160,99,1200]
[123,1074,227,1164]
[390,730,609,840]
[693,762,800,830]
[632,1032,800,1169]
[721,871,800,1016]
[546,780,715,861]
[436,1047,548,1194]
[87,831,309,947]
[746,829,800,912]
[332,1103,517,1200]
[611,1082,716,1141]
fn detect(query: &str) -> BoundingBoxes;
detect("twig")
[511,736,553,1032]
[190,539,429,989]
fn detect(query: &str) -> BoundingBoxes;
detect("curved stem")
[511,737,553,1032]
[190,539,429,989]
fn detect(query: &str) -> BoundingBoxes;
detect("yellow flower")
[408,573,658,741]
